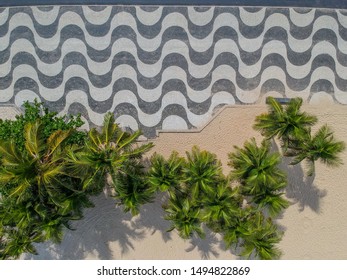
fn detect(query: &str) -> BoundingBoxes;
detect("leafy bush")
[0,99,86,151]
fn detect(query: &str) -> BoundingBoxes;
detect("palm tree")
[286,125,345,176]
[253,97,317,151]
[113,162,155,216]
[0,121,88,209]
[223,209,282,260]
[0,120,92,259]
[67,112,154,212]
[252,192,290,218]
[228,138,285,186]
[183,146,224,202]
[147,151,185,197]
[200,182,241,232]
[238,212,283,260]
[0,228,40,260]
[228,138,289,217]
[228,138,286,192]
[164,197,205,239]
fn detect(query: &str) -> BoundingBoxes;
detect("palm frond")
[24,121,45,159]
[46,129,72,157]
[120,141,154,161]
[101,112,116,144]
[40,164,66,186]
[268,97,284,117]
[113,169,155,216]
[184,146,224,201]
[164,197,204,239]
[116,129,140,150]
[66,149,96,178]
[87,128,102,151]
[148,151,185,193]
[238,212,283,260]
[40,218,64,243]
[253,193,290,217]
[0,140,23,166]
[0,168,17,184]
[8,179,32,199]
[253,97,317,149]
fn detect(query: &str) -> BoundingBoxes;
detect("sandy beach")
[16,99,347,260]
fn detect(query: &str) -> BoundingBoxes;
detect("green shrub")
[0,99,86,151]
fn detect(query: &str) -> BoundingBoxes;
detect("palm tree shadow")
[22,190,147,260]
[218,240,245,260]
[132,191,173,243]
[271,140,326,213]
[185,227,220,259]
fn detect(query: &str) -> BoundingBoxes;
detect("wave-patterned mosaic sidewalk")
[1,6,347,137]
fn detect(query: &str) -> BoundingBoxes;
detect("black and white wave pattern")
[1,6,347,137]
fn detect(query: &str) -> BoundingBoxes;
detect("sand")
[10,102,347,260]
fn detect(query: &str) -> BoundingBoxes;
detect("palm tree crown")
[286,124,345,176]
[253,97,317,150]
[67,112,154,215]
[228,138,289,217]
[228,138,286,194]
[0,120,92,259]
